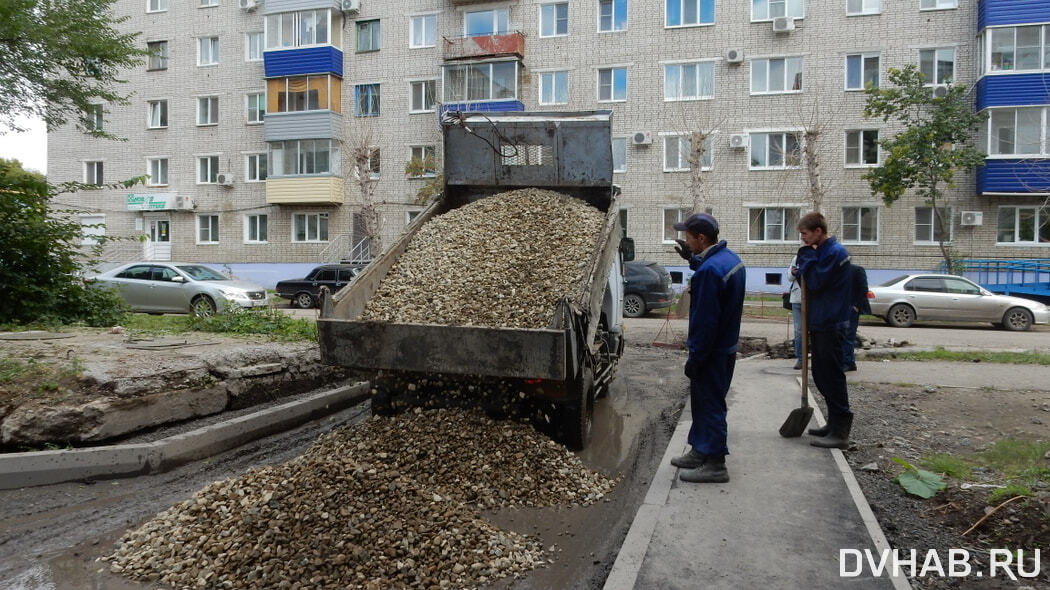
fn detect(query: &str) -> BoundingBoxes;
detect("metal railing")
[319,233,349,263]
[952,258,1050,297]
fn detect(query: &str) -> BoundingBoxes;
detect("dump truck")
[317,110,632,449]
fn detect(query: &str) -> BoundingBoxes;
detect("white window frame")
[663,60,715,101]
[147,40,168,70]
[246,92,265,124]
[612,137,627,173]
[747,207,803,243]
[79,214,106,246]
[85,104,104,131]
[985,106,1049,158]
[197,154,220,184]
[148,100,168,129]
[244,213,268,244]
[663,207,692,243]
[264,10,335,51]
[464,7,509,37]
[845,129,880,167]
[409,14,437,48]
[198,36,219,66]
[245,152,267,182]
[147,0,169,13]
[662,133,713,172]
[197,96,219,126]
[597,66,628,102]
[846,0,879,16]
[996,205,1050,245]
[269,140,341,176]
[197,215,220,245]
[919,47,955,86]
[539,2,569,37]
[987,25,1048,74]
[199,0,219,7]
[841,206,879,244]
[845,52,880,91]
[442,61,519,103]
[748,131,803,170]
[539,70,569,105]
[665,0,715,27]
[919,0,956,10]
[84,161,104,185]
[752,0,804,21]
[914,206,953,244]
[147,157,169,186]
[750,57,804,95]
[355,19,381,53]
[597,0,628,33]
[245,32,264,61]
[408,145,437,177]
[367,146,381,179]
[409,79,436,113]
[292,212,330,243]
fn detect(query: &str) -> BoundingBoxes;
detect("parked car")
[868,273,1050,331]
[623,260,675,318]
[88,263,269,317]
[275,264,363,309]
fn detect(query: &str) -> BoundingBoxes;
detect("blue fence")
[951,258,1050,299]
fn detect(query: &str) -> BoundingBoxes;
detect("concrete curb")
[0,382,370,490]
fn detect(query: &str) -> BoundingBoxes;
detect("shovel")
[779,275,813,437]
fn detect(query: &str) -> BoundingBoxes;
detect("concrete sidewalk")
[604,358,910,590]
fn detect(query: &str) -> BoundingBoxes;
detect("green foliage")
[0,0,147,135]
[921,453,973,479]
[893,457,947,499]
[977,439,1050,475]
[988,483,1033,504]
[187,307,317,342]
[890,347,1050,365]
[404,155,444,205]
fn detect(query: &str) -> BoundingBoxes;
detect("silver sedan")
[88,263,270,316]
[868,273,1050,331]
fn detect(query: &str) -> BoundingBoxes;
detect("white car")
[868,273,1050,331]
[89,263,269,316]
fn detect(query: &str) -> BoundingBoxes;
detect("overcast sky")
[0,116,47,174]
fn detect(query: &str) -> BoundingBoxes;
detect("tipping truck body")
[316,110,631,449]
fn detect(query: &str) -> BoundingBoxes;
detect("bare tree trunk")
[352,144,383,257]
[930,189,954,274]
[687,130,707,213]
[804,130,824,214]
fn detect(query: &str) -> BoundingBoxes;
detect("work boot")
[670,448,706,469]
[807,422,831,437]
[679,456,729,483]
[811,414,853,449]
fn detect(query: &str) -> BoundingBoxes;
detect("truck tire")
[559,367,594,451]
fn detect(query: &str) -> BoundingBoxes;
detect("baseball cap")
[673,213,719,237]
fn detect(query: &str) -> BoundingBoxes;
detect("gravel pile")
[362,188,606,329]
[105,409,616,589]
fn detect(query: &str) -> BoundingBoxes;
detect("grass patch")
[890,347,1050,365]
[989,483,1034,504]
[922,453,973,479]
[917,439,1049,505]
[0,357,85,403]
[120,308,316,342]
[978,439,1050,475]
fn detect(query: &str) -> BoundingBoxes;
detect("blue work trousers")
[810,329,852,418]
[841,311,859,367]
[687,354,736,457]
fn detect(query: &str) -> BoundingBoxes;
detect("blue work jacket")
[797,236,852,331]
[687,241,746,364]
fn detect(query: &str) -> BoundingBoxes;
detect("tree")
[863,65,987,272]
[0,0,146,136]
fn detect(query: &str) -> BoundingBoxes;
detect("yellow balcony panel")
[266,176,344,205]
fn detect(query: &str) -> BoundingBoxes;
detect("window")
[247,93,265,123]
[410,15,437,48]
[246,153,267,182]
[198,215,219,244]
[990,25,1045,72]
[84,104,104,131]
[751,57,803,93]
[919,47,955,85]
[200,0,218,7]
[245,32,264,61]
[540,3,569,37]
[664,62,714,100]
[845,53,879,90]
[841,206,878,243]
[997,206,1050,244]
[443,61,518,102]
[198,155,219,184]
[409,145,437,177]
[988,107,1047,156]
[753,0,803,20]
[406,209,423,225]
[245,214,268,243]
[749,132,802,169]
[465,8,509,37]
[920,0,956,9]
[148,100,168,128]
[148,157,168,186]
[748,208,801,242]
[620,208,629,238]
[915,207,951,243]
[356,20,380,52]
[664,207,691,242]
[293,212,329,242]
[666,0,715,26]
[664,134,713,171]
[265,10,335,50]
[539,71,569,105]
[79,215,105,246]
[597,67,627,101]
[354,84,381,116]
[612,137,626,172]
[268,75,340,113]
[197,96,219,126]
[269,140,340,176]
[84,161,104,186]
[148,0,168,12]
[198,37,219,66]
[410,80,436,113]
[367,147,381,179]
[845,130,879,166]
[147,41,168,70]
[598,0,627,32]
[847,0,879,15]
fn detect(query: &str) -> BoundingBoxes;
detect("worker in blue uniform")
[670,213,745,483]
[793,212,854,449]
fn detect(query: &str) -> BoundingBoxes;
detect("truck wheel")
[559,367,594,451]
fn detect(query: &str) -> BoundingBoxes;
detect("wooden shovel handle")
[800,274,810,408]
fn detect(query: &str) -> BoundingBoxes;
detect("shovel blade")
[779,406,814,438]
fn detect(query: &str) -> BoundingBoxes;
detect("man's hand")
[684,356,703,379]
[674,239,692,261]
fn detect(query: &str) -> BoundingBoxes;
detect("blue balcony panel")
[262,0,340,14]
[978,159,1050,194]
[264,110,343,142]
[979,0,1050,31]
[264,46,343,78]
[439,101,525,117]
[977,73,1050,110]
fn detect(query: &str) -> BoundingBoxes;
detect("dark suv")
[623,260,674,318]
[276,264,362,309]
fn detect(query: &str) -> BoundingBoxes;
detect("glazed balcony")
[266,176,345,205]
[443,31,525,61]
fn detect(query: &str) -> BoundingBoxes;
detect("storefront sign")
[126,193,182,211]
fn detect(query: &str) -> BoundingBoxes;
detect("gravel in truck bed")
[361,188,606,329]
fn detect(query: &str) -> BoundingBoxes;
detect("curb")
[0,382,371,490]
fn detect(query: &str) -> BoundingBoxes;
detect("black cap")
[673,213,719,238]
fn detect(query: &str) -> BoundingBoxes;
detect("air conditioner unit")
[216,174,234,187]
[341,0,360,13]
[173,195,194,210]
[632,131,652,145]
[960,211,983,226]
[932,85,949,98]
[724,48,744,64]
[772,16,795,33]
[238,0,256,10]
[729,133,748,150]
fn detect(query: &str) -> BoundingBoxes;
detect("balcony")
[447,0,499,5]
[264,111,343,142]
[443,32,525,61]
[266,176,345,205]
[977,159,1050,194]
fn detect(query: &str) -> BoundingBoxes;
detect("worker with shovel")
[670,213,746,483]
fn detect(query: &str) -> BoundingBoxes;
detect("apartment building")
[47,0,1050,288]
